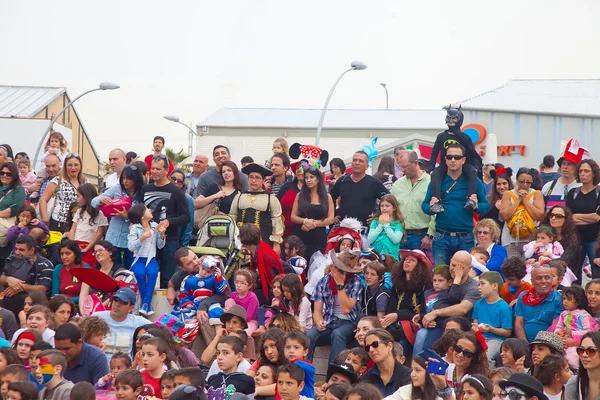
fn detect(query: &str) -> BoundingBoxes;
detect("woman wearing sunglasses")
[445,332,490,398]
[358,329,411,397]
[92,164,144,267]
[499,167,546,258]
[0,162,25,269]
[539,205,580,273]
[565,332,600,400]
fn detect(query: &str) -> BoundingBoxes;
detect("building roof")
[198,108,447,130]
[0,86,66,118]
[458,79,600,118]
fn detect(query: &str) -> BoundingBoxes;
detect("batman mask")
[445,105,464,133]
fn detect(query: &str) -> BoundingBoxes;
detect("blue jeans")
[401,233,433,263]
[306,318,355,363]
[158,241,180,289]
[432,232,474,266]
[582,241,597,281]
[131,257,159,305]
[413,326,443,355]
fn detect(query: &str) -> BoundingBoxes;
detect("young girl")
[551,284,597,369]
[39,131,69,168]
[523,225,564,263]
[225,269,259,337]
[281,273,312,331]
[63,202,79,235]
[140,337,169,398]
[67,183,108,267]
[7,205,49,249]
[127,203,166,316]
[254,364,277,400]
[12,329,42,369]
[336,236,355,252]
[255,275,285,337]
[272,138,289,155]
[283,235,307,277]
[587,279,600,324]
[250,329,286,399]
[534,354,572,400]
[359,262,390,319]
[499,338,528,371]
[367,194,404,260]
[18,158,36,189]
[96,352,132,391]
[12,306,55,346]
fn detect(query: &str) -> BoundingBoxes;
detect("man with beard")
[427,105,483,214]
[144,135,174,175]
[197,145,249,197]
[515,264,563,342]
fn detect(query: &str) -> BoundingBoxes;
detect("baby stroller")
[195,214,241,275]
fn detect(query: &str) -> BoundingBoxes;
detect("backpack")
[507,190,537,240]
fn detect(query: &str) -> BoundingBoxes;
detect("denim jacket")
[128,222,166,266]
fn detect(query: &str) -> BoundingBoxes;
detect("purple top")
[229,291,259,322]
[7,222,50,246]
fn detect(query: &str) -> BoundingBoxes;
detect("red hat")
[558,139,591,166]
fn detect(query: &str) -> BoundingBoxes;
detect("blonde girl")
[367,194,405,260]
[272,138,289,155]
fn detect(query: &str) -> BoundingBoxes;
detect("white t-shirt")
[206,359,251,380]
[544,392,562,400]
[105,172,119,189]
[94,311,151,363]
[74,209,109,242]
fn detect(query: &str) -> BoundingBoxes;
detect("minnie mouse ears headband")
[490,167,513,179]
[289,143,329,166]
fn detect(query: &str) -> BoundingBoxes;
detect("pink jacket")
[19,171,36,188]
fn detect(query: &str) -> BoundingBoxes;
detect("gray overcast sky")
[1,0,599,161]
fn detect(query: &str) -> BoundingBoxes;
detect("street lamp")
[33,82,120,166]
[164,115,195,156]
[315,60,367,146]
[380,83,389,109]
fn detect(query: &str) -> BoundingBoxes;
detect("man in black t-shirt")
[330,151,388,226]
[140,155,190,288]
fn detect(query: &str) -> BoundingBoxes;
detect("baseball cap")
[112,287,136,304]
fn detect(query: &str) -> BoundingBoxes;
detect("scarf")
[521,287,552,306]
[329,273,355,295]
[251,241,284,300]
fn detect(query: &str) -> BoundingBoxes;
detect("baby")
[523,225,563,264]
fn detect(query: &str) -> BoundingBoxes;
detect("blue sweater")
[422,175,490,232]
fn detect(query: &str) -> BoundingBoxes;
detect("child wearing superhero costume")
[428,105,483,214]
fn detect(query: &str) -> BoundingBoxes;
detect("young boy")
[114,369,144,400]
[207,336,255,400]
[500,257,533,306]
[37,350,74,400]
[277,364,312,400]
[325,363,358,385]
[160,370,178,400]
[206,330,252,379]
[344,347,370,378]
[470,246,491,276]
[283,235,307,278]
[70,382,96,400]
[173,367,205,390]
[548,260,567,294]
[472,271,513,370]
[427,104,483,214]
[29,341,53,387]
[413,265,461,328]
[283,331,315,399]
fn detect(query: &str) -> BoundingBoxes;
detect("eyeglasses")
[234,280,249,286]
[445,155,465,161]
[248,175,263,181]
[499,390,527,400]
[476,230,490,235]
[576,347,599,357]
[518,180,533,185]
[453,343,475,358]
[92,248,106,256]
[550,213,566,219]
[170,176,184,184]
[365,340,388,352]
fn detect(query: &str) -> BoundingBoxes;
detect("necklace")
[452,367,462,396]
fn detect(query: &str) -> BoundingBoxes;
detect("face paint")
[38,357,56,384]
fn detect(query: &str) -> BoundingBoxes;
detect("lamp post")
[380,83,389,109]
[164,115,195,156]
[33,82,120,166]
[315,61,367,147]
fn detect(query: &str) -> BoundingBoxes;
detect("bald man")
[105,148,127,188]
[186,154,209,197]
[412,250,481,354]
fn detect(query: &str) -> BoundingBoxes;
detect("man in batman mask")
[426,105,483,213]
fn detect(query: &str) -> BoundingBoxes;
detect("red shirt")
[59,265,85,298]
[145,154,174,175]
[140,369,162,399]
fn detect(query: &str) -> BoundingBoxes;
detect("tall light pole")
[164,115,195,156]
[380,83,389,109]
[33,82,120,166]
[315,61,367,147]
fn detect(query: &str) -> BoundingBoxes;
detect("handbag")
[0,189,16,247]
[194,187,222,229]
[99,195,133,218]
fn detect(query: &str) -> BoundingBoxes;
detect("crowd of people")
[0,106,599,400]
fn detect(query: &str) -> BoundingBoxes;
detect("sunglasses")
[445,154,464,161]
[365,340,389,352]
[111,297,131,306]
[550,213,565,219]
[153,154,168,160]
[576,347,599,357]
[124,164,138,171]
[0,171,12,177]
[500,390,527,400]
[518,180,533,185]
[170,176,184,184]
[453,343,475,358]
